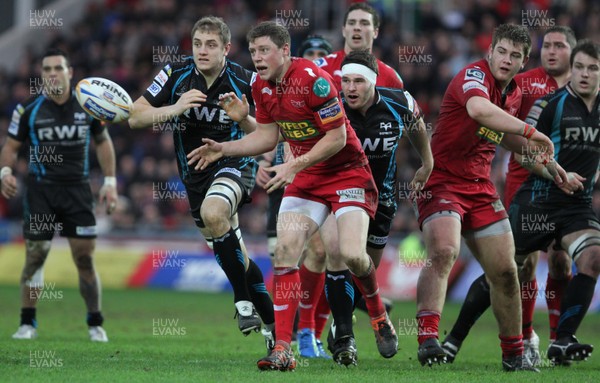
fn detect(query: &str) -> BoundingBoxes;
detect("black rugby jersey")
[343,87,422,207]
[517,85,600,206]
[8,92,104,183]
[143,57,256,182]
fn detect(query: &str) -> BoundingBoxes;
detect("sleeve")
[142,64,175,107]
[7,103,29,142]
[378,62,404,89]
[252,84,274,124]
[307,74,345,131]
[401,90,422,122]
[455,66,492,106]
[524,97,552,134]
[90,117,105,137]
[245,72,257,107]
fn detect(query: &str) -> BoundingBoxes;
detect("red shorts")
[284,165,378,219]
[504,167,529,208]
[415,169,507,231]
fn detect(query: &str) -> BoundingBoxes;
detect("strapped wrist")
[1,166,12,179]
[104,176,117,187]
[522,123,536,139]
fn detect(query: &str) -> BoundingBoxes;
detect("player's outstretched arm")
[94,130,118,214]
[404,117,433,190]
[128,90,206,129]
[187,122,280,171]
[0,137,22,199]
[514,152,584,194]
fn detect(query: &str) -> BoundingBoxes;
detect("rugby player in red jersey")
[187,21,397,371]
[315,2,403,90]
[441,26,577,367]
[413,24,566,371]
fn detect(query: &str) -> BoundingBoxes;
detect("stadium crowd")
[1,0,600,239]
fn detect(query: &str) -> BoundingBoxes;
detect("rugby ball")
[75,77,133,123]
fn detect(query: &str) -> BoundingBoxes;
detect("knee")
[549,251,572,279]
[73,254,94,272]
[200,207,230,234]
[518,256,537,282]
[274,241,301,267]
[428,244,459,271]
[579,250,600,278]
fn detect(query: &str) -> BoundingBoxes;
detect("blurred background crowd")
[0,0,599,242]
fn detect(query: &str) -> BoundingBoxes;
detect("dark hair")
[191,16,231,45]
[343,3,380,29]
[544,26,576,50]
[570,39,600,66]
[247,21,290,48]
[341,50,379,74]
[492,24,532,57]
[298,35,333,57]
[42,48,69,65]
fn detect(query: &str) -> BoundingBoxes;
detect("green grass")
[0,284,598,382]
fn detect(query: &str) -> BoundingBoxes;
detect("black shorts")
[185,157,257,228]
[509,201,600,255]
[367,202,397,249]
[23,179,96,240]
[267,187,285,238]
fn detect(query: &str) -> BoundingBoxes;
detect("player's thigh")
[68,237,96,261]
[201,176,245,220]
[465,219,516,279]
[335,208,370,261]
[276,196,324,265]
[421,212,462,259]
[561,228,600,276]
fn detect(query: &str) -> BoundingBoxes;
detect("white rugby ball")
[75,77,133,123]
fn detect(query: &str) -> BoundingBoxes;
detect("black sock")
[449,273,491,342]
[20,308,36,327]
[213,228,251,302]
[325,269,355,338]
[557,273,597,339]
[87,311,104,327]
[246,258,274,325]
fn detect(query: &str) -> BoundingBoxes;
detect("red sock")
[546,273,571,341]
[351,259,385,319]
[499,334,524,358]
[273,267,300,344]
[297,265,324,331]
[520,278,537,339]
[416,310,440,344]
[314,288,330,339]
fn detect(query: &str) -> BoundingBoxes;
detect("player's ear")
[68,66,73,80]
[282,43,290,57]
[224,42,231,56]
[373,27,379,40]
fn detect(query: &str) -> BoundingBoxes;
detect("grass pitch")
[0,284,598,382]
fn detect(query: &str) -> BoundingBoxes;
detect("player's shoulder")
[314,50,342,68]
[161,58,195,78]
[515,66,546,84]
[459,59,491,83]
[17,94,46,113]
[225,60,257,86]
[377,87,418,112]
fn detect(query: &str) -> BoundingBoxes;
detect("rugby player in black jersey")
[322,50,433,365]
[509,40,600,365]
[128,16,275,351]
[1,48,118,342]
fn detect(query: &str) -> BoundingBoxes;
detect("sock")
[20,307,37,327]
[350,258,385,319]
[417,310,440,344]
[325,269,355,338]
[499,334,524,358]
[297,265,325,331]
[449,274,490,342]
[273,267,300,344]
[87,311,104,327]
[557,273,597,339]
[353,290,367,312]
[520,278,537,339]
[546,273,571,340]
[246,258,275,325]
[314,288,330,339]
[213,228,251,303]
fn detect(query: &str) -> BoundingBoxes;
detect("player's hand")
[255,161,273,189]
[408,165,432,195]
[187,138,224,171]
[263,162,296,194]
[219,92,250,123]
[0,174,18,199]
[558,172,586,195]
[544,160,569,187]
[527,130,555,163]
[99,183,118,215]
[174,89,206,116]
